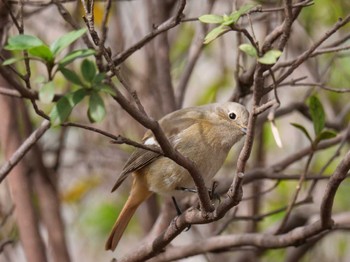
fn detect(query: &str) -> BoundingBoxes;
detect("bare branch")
[321,149,350,227]
[62,122,163,155]
[112,0,186,66]
[0,120,50,183]
[150,221,326,262]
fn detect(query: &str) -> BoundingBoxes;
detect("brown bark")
[150,0,177,114]
[20,101,71,262]
[0,78,47,262]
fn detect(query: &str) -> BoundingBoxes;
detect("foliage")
[291,95,337,148]
[199,4,257,44]
[239,44,282,65]
[3,29,115,125]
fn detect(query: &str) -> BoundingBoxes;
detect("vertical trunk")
[20,101,71,262]
[32,169,71,262]
[149,0,177,114]
[0,79,47,262]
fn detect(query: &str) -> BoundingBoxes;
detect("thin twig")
[62,122,163,155]
[112,0,186,66]
[242,180,280,201]
[287,81,350,93]
[307,125,350,198]
[275,151,314,234]
[0,120,51,183]
[266,13,350,94]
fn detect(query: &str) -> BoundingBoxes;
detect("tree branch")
[0,120,50,183]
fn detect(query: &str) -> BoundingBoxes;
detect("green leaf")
[68,88,88,105]
[198,14,224,24]
[98,84,116,96]
[59,49,96,67]
[239,44,258,57]
[50,28,87,55]
[258,49,282,65]
[59,67,84,86]
[222,4,257,26]
[5,35,44,50]
[237,3,257,15]
[222,11,241,26]
[50,96,71,126]
[308,95,325,135]
[203,25,230,44]
[88,91,106,123]
[316,130,337,143]
[2,57,26,65]
[92,73,105,85]
[291,123,312,143]
[81,59,96,82]
[28,45,53,62]
[50,89,87,126]
[222,12,240,26]
[39,81,55,103]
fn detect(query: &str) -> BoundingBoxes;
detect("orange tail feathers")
[105,175,152,251]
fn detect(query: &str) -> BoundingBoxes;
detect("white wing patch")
[144,137,158,146]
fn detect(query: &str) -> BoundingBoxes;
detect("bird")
[105,102,249,251]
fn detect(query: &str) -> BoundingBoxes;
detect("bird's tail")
[105,175,152,251]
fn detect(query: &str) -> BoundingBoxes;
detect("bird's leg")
[208,181,221,202]
[171,196,182,216]
[171,196,191,232]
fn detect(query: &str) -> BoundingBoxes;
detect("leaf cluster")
[199,4,281,65]
[3,29,114,126]
[239,44,282,65]
[199,4,256,44]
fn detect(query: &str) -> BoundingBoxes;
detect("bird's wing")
[111,148,160,192]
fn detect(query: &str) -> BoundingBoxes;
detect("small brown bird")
[105,102,249,251]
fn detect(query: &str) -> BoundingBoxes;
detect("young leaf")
[59,67,84,86]
[81,59,96,83]
[222,11,242,26]
[204,25,230,44]
[59,49,96,67]
[316,130,337,143]
[258,49,282,65]
[5,35,44,50]
[239,44,258,57]
[28,45,54,62]
[39,81,55,103]
[98,84,116,96]
[50,28,87,55]
[198,14,224,24]
[2,57,26,66]
[237,3,257,15]
[308,95,325,136]
[88,91,106,123]
[291,123,312,144]
[50,88,87,125]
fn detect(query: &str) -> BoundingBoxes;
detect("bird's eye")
[229,112,236,120]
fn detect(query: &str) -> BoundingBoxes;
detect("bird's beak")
[241,126,248,135]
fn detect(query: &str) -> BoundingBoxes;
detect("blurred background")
[1,0,350,261]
